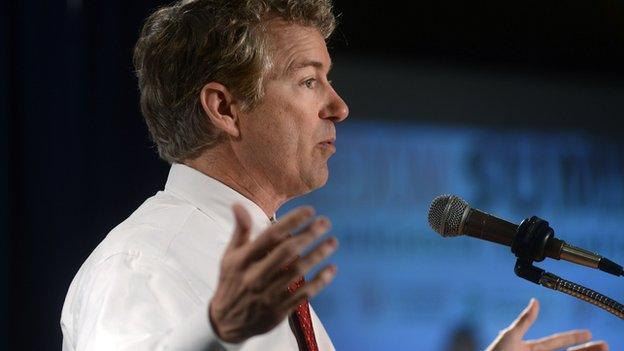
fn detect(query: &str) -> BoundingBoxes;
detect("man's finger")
[526,329,592,351]
[567,340,609,351]
[246,206,315,260]
[228,204,253,250]
[508,298,539,336]
[253,217,331,280]
[294,236,338,277]
[267,236,338,292]
[280,264,337,312]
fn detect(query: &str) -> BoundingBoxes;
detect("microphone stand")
[511,216,624,320]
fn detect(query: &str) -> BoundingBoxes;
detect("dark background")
[2,0,623,349]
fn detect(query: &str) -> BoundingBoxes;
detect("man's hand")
[486,298,609,351]
[209,204,338,343]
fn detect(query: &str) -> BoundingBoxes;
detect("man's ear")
[199,82,240,138]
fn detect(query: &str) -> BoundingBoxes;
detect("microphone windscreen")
[428,195,469,237]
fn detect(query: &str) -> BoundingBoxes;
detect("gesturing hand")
[209,204,338,343]
[486,299,608,351]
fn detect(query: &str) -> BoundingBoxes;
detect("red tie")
[269,216,319,351]
[288,277,319,351]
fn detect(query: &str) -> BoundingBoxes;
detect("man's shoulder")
[92,190,228,265]
[60,191,229,345]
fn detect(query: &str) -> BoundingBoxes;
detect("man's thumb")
[509,298,539,336]
[228,203,252,249]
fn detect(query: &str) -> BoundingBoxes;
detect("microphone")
[427,194,623,277]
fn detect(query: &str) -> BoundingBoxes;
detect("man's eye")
[303,78,317,89]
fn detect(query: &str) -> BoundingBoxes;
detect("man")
[60,0,608,350]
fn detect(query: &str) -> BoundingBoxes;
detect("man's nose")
[320,87,349,122]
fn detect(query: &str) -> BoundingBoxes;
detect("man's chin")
[310,166,330,189]
[299,166,329,194]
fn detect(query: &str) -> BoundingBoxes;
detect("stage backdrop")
[281,121,624,350]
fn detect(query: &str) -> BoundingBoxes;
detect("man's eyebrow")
[286,59,333,74]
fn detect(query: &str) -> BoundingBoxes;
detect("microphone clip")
[512,216,553,263]
[509,216,624,320]
[511,216,553,284]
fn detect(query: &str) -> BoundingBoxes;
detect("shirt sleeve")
[65,252,243,351]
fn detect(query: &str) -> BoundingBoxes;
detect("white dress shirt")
[60,163,335,351]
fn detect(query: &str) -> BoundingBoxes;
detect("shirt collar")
[164,163,272,238]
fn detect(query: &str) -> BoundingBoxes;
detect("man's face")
[235,20,349,198]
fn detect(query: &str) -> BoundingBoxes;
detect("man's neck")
[183,146,286,217]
